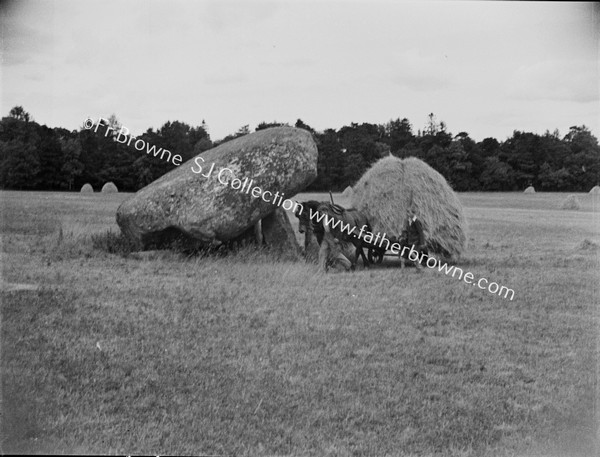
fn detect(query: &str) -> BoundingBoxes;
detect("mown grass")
[1,190,598,456]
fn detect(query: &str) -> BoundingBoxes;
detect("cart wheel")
[369,249,384,264]
[368,249,375,264]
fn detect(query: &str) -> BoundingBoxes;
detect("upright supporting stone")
[261,208,301,261]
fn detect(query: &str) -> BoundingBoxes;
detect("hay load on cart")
[351,155,467,261]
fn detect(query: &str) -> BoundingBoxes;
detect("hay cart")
[365,235,407,265]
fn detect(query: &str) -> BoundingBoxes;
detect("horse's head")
[294,200,320,234]
[294,200,309,234]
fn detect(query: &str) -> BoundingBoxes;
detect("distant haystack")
[80,183,93,193]
[351,156,467,260]
[524,186,535,194]
[579,239,599,251]
[589,185,600,194]
[102,182,118,193]
[341,186,354,198]
[561,195,581,210]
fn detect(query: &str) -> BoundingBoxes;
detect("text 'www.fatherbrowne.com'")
[311,207,515,301]
[83,117,183,167]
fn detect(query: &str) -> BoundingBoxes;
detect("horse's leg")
[318,239,330,272]
[320,227,341,272]
[318,221,334,272]
[333,238,354,271]
[358,242,370,267]
[354,243,362,267]
[303,228,320,263]
[399,243,406,269]
[353,241,368,268]
[335,252,353,271]
[347,243,358,271]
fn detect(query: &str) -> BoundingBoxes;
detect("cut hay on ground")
[101,182,118,193]
[524,186,535,194]
[351,156,467,260]
[341,186,354,198]
[589,185,600,194]
[561,195,582,210]
[80,183,93,193]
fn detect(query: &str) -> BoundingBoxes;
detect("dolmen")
[116,127,318,258]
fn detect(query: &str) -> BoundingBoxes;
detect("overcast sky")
[2,0,598,142]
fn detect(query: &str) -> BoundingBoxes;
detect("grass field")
[1,190,599,456]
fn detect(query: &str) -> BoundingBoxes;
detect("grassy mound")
[561,195,582,210]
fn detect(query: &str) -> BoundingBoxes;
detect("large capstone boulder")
[116,127,318,247]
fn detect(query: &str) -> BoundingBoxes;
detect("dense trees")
[0,106,598,192]
[0,108,211,191]
[307,118,599,192]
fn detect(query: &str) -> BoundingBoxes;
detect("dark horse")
[294,200,373,271]
[295,200,324,243]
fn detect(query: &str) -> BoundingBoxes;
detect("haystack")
[524,186,535,194]
[102,182,118,193]
[341,186,354,198]
[561,195,582,210]
[579,239,599,250]
[351,156,467,260]
[80,183,93,193]
[589,185,600,194]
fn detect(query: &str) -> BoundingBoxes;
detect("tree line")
[1,107,598,192]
